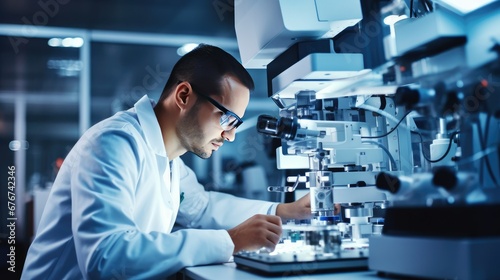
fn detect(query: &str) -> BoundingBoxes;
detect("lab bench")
[179,261,385,280]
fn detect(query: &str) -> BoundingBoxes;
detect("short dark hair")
[158,44,254,101]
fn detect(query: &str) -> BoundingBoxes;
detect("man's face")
[176,76,250,159]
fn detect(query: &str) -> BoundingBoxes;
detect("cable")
[476,114,499,187]
[362,141,398,171]
[358,104,455,163]
[410,0,414,18]
[458,145,499,166]
[361,110,413,139]
[477,117,486,185]
[411,130,459,163]
[358,103,402,124]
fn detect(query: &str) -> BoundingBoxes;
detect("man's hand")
[276,192,312,220]
[227,214,282,254]
[275,193,341,220]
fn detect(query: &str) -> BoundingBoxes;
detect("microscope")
[233,0,410,274]
[233,0,500,278]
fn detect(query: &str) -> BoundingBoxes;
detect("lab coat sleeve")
[176,159,276,229]
[71,128,233,279]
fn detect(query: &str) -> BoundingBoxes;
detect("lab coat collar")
[134,95,166,157]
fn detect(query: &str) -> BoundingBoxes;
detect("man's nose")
[222,129,236,142]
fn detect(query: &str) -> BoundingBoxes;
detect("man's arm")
[72,129,233,278]
[175,160,275,229]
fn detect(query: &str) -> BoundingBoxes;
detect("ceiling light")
[48,38,62,47]
[177,43,199,56]
[47,37,84,48]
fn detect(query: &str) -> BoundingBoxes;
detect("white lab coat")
[21,95,276,280]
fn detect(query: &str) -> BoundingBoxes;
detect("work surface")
[181,261,387,280]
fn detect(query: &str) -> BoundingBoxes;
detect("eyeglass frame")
[187,82,244,131]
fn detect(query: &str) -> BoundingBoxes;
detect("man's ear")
[175,82,193,110]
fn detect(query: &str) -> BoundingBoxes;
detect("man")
[21,44,311,279]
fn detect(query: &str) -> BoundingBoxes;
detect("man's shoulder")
[75,111,146,150]
[92,110,141,134]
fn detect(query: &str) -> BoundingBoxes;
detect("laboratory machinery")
[233,0,500,279]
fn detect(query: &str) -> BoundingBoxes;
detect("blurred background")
[0,0,282,272]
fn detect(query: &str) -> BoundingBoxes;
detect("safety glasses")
[190,83,244,131]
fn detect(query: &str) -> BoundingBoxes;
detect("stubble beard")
[177,106,212,159]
